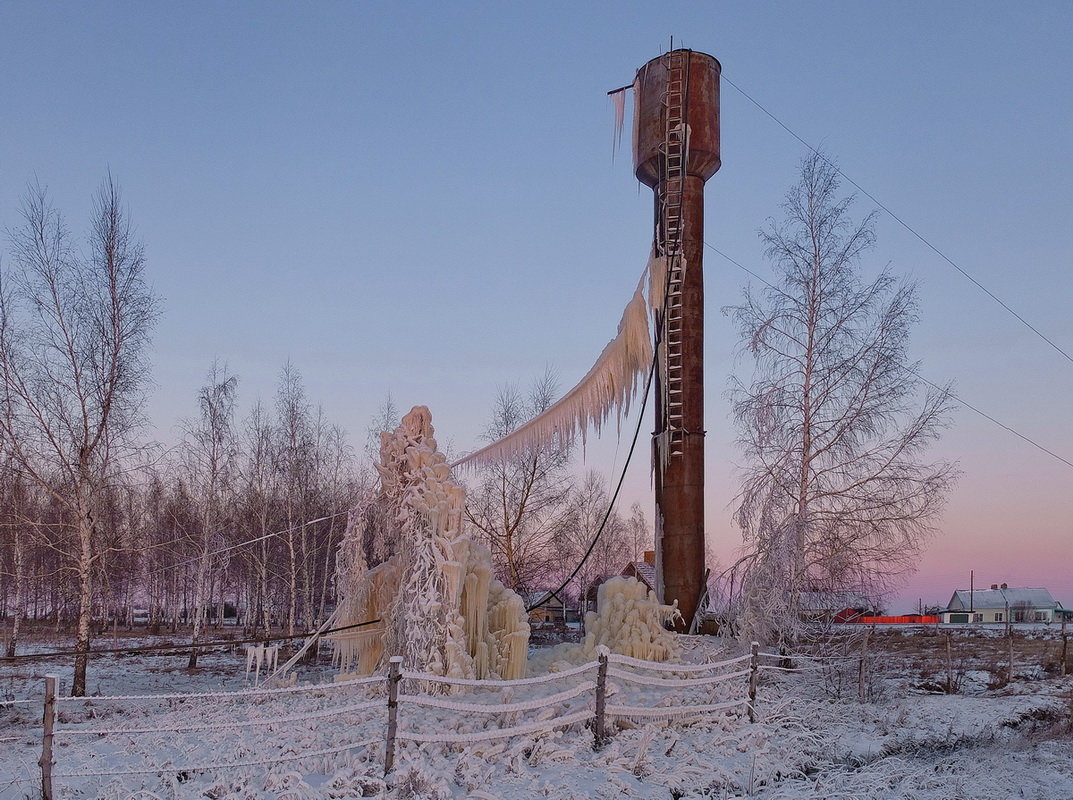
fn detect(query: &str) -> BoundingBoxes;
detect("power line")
[146,511,349,578]
[719,72,1073,368]
[526,253,677,613]
[0,618,382,663]
[914,374,1073,472]
[705,240,1073,472]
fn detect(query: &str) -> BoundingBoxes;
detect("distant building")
[526,590,578,627]
[942,584,1064,623]
[856,614,940,624]
[584,551,659,614]
[620,551,657,593]
[799,591,879,623]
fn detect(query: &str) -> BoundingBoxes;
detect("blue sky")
[2,2,1071,612]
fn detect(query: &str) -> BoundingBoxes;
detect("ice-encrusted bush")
[390,761,451,800]
[322,766,387,798]
[261,771,319,799]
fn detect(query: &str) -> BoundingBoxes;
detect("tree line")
[0,178,654,695]
[1,151,957,691]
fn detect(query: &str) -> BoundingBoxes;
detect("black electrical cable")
[0,618,382,663]
[524,350,657,613]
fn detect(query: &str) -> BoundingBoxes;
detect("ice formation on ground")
[583,576,681,662]
[244,644,279,681]
[330,406,529,685]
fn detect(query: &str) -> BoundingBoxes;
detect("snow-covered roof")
[525,590,567,608]
[621,560,656,590]
[948,587,1058,611]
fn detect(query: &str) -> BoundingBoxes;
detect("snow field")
[5,633,1073,798]
[1,642,759,798]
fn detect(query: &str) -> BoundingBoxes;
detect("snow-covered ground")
[3,631,1073,799]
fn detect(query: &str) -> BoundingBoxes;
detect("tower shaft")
[654,175,706,629]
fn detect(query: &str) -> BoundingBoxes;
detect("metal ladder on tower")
[660,50,688,457]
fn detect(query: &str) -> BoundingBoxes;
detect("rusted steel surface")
[634,50,721,630]
[634,50,721,188]
[653,176,707,630]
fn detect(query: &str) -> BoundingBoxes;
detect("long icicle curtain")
[451,253,668,471]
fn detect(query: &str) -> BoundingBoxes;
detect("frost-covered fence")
[603,651,754,723]
[392,658,599,753]
[35,650,761,796]
[41,671,387,798]
[755,649,867,705]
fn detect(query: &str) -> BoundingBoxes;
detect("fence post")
[858,627,870,703]
[384,656,402,777]
[39,675,56,800]
[1062,616,1068,677]
[594,645,609,749]
[1008,628,1015,684]
[944,631,953,694]
[748,642,759,723]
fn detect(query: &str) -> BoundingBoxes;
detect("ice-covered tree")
[560,470,628,613]
[727,151,957,645]
[625,502,652,564]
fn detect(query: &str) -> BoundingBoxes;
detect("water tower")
[633,49,721,628]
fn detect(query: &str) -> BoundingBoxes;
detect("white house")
[942,584,1063,624]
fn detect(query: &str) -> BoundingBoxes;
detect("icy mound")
[583,576,681,662]
[331,406,529,685]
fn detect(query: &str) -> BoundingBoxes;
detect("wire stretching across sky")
[146,511,349,577]
[704,240,1073,473]
[719,72,1073,368]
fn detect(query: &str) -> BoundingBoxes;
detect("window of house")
[1035,611,1047,622]
[1014,611,1026,622]
[995,613,1004,622]
[973,613,983,623]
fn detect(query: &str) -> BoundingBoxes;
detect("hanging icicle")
[610,85,628,159]
[451,262,656,471]
[648,249,669,322]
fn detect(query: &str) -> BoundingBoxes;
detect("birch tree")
[0,178,157,694]
[560,470,627,613]
[728,151,957,646]
[275,363,314,640]
[465,374,574,595]
[2,466,32,657]
[181,361,237,667]
[238,400,279,634]
[624,502,652,564]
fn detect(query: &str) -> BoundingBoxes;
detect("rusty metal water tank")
[633,50,721,188]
